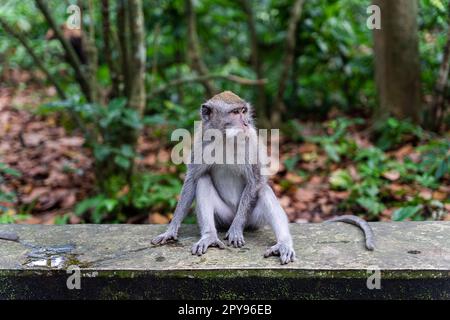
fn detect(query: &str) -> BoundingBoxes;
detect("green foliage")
[0,162,21,210]
[297,0,375,113]
[41,97,141,161]
[374,117,425,150]
[416,139,450,180]
[75,172,182,223]
[129,173,182,210]
[419,0,450,96]
[2,0,448,119]
[392,205,423,221]
[284,155,300,172]
[329,169,353,190]
[2,0,449,225]
[0,211,30,224]
[40,96,150,221]
[308,117,449,219]
[75,194,120,223]
[0,162,29,222]
[307,117,363,162]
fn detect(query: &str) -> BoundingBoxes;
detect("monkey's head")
[200,91,254,137]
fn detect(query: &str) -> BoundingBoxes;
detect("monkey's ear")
[201,104,212,120]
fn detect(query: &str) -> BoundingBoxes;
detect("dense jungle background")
[0,0,449,226]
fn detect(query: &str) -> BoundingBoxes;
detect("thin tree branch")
[0,17,94,140]
[101,0,120,98]
[149,74,267,98]
[150,23,161,91]
[117,0,131,97]
[34,0,92,101]
[185,0,217,97]
[239,0,267,122]
[272,0,305,125]
[0,17,66,100]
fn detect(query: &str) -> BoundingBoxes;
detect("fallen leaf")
[320,204,333,215]
[419,189,433,200]
[382,170,400,181]
[394,144,413,159]
[22,187,49,204]
[294,189,316,202]
[284,172,303,184]
[59,137,84,147]
[433,191,447,201]
[279,196,291,208]
[298,142,317,153]
[148,213,169,224]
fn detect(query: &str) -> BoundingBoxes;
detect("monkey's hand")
[151,230,178,245]
[224,225,245,248]
[191,235,225,256]
[264,242,296,265]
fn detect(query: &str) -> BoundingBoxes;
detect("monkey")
[151,91,375,264]
[45,24,87,65]
[152,91,296,264]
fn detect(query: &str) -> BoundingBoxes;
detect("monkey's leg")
[251,185,295,264]
[191,175,230,256]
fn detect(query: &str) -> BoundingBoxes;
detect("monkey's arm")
[324,215,375,250]
[152,164,208,245]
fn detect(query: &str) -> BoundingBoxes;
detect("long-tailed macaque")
[152,91,375,264]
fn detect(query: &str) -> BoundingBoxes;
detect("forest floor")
[0,78,449,225]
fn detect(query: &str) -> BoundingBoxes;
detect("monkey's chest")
[210,166,245,211]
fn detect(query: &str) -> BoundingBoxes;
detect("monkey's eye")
[201,104,212,118]
[231,109,240,115]
[242,107,248,113]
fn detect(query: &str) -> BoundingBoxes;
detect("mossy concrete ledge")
[1,222,450,299]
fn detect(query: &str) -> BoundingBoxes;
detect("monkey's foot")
[264,243,296,265]
[191,236,225,256]
[224,227,245,248]
[151,230,178,245]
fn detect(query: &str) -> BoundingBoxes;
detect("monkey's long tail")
[0,232,19,242]
[324,215,375,251]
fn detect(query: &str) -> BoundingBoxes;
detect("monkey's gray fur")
[324,215,375,250]
[0,232,19,242]
[151,91,375,264]
[152,91,296,264]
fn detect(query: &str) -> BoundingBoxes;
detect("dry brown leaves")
[0,88,94,223]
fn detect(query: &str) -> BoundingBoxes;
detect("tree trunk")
[101,0,120,98]
[127,0,146,115]
[35,0,92,101]
[239,0,268,126]
[81,0,99,103]
[117,0,131,97]
[272,0,305,127]
[185,0,217,97]
[373,0,422,123]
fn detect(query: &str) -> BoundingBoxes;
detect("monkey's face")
[201,102,252,137]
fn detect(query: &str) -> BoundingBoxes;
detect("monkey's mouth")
[225,127,248,138]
